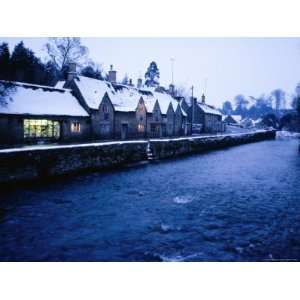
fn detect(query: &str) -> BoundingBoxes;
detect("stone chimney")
[67,62,77,81]
[108,65,117,83]
[169,84,175,96]
[137,78,142,89]
[193,97,198,107]
[128,78,134,86]
[201,93,206,104]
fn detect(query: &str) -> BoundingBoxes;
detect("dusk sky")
[2,37,300,108]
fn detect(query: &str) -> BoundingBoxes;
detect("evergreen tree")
[9,41,58,85]
[80,62,103,80]
[234,94,249,118]
[10,42,39,83]
[0,43,11,80]
[43,61,60,85]
[222,101,233,115]
[0,82,16,106]
[144,61,160,87]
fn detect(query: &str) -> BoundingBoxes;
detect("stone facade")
[0,114,91,147]
[183,98,224,133]
[165,104,175,136]
[147,100,163,138]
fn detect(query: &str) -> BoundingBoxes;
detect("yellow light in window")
[138,124,145,132]
[71,122,81,133]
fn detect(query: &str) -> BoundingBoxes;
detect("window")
[138,124,145,132]
[24,119,60,140]
[104,113,109,121]
[71,122,81,133]
[102,104,109,113]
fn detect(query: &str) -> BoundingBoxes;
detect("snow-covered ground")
[225,125,257,134]
[276,130,300,139]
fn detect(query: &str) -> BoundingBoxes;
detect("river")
[0,138,300,261]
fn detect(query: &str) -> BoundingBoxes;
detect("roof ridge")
[0,80,68,92]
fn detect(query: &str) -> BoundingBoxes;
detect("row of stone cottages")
[0,64,224,146]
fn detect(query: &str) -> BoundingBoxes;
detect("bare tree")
[45,37,88,71]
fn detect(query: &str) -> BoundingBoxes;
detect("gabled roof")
[198,102,222,116]
[0,81,88,117]
[230,115,242,123]
[74,76,119,110]
[68,75,186,116]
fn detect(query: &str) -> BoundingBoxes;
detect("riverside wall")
[0,141,148,184]
[149,130,276,159]
[0,130,276,184]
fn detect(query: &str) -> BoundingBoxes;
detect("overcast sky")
[2,37,300,108]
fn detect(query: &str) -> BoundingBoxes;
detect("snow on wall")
[0,83,89,117]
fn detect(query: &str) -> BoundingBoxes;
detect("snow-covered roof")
[0,81,88,117]
[54,81,66,89]
[230,115,242,123]
[71,76,186,115]
[198,102,222,116]
[74,76,118,110]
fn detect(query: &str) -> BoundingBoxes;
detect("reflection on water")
[0,139,300,261]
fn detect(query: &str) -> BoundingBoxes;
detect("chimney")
[169,84,175,96]
[193,97,197,107]
[137,78,142,89]
[128,78,133,86]
[67,62,77,81]
[201,93,206,104]
[108,64,117,83]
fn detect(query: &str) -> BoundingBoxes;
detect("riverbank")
[0,130,276,184]
[150,130,276,159]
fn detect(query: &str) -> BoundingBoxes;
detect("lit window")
[24,119,60,140]
[138,124,145,132]
[71,122,81,133]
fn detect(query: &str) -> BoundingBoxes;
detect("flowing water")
[0,138,300,261]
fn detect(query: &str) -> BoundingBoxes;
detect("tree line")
[0,38,106,87]
[221,88,300,119]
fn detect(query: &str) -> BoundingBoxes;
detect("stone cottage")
[182,94,224,133]
[59,64,188,140]
[0,81,90,146]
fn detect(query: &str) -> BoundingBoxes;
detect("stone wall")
[0,130,276,185]
[0,141,148,184]
[149,130,276,159]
